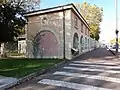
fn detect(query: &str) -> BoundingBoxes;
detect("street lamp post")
[115,0,119,57]
[116,30,119,57]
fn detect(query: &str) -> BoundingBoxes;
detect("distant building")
[25,3,99,59]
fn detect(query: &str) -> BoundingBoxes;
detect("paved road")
[9,48,120,90]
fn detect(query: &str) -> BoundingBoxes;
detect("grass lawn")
[0,58,62,78]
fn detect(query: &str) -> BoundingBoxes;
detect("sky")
[40,0,120,43]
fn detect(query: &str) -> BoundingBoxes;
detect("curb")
[2,60,67,90]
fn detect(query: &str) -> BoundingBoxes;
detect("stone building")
[25,3,99,59]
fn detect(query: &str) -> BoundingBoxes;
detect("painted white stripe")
[0,83,8,89]
[54,71,120,83]
[64,67,120,74]
[73,61,119,65]
[70,63,120,69]
[38,79,111,90]
[0,78,17,83]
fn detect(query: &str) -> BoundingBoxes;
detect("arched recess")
[33,30,58,58]
[71,33,79,56]
[85,37,87,50]
[88,38,90,50]
[80,35,83,52]
[73,33,79,49]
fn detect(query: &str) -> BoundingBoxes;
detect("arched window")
[88,38,89,49]
[80,35,83,52]
[85,37,87,49]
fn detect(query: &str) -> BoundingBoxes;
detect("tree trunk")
[0,43,6,57]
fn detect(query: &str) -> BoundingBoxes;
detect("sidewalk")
[0,76,17,90]
[74,48,116,61]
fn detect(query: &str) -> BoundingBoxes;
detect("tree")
[0,0,7,4]
[24,0,41,12]
[0,0,41,57]
[75,2,103,40]
[0,2,27,42]
[8,0,41,12]
[0,1,27,56]
[110,38,120,45]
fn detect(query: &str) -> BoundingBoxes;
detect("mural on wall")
[32,32,46,58]
[32,31,58,58]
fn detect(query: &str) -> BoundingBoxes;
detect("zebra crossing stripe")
[63,66,120,73]
[54,71,120,83]
[38,79,111,90]
[70,63,120,69]
[73,61,118,65]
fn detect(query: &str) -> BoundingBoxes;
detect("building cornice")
[25,3,90,30]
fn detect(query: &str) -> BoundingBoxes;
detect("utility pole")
[115,0,119,57]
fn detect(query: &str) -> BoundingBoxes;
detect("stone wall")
[26,10,71,59]
[26,7,98,59]
[70,10,91,56]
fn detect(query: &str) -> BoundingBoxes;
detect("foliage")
[0,0,41,42]
[110,38,120,45]
[75,2,103,40]
[0,1,27,42]
[0,59,62,78]
[9,0,41,12]
[0,0,7,4]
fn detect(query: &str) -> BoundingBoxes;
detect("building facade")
[25,3,99,59]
